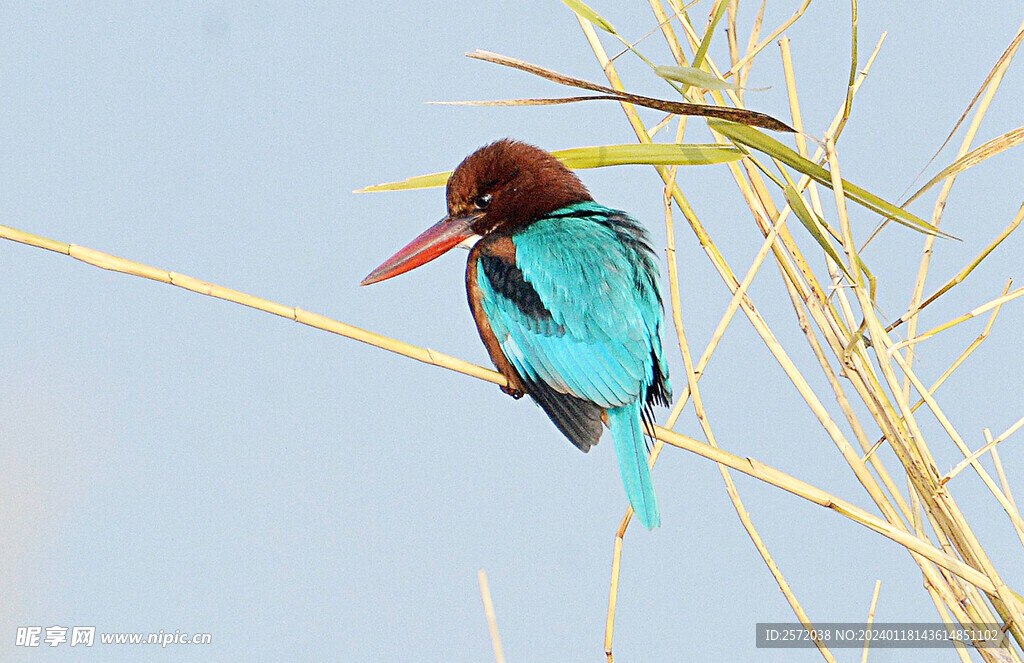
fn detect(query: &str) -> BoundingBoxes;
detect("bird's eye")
[474,193,493,210]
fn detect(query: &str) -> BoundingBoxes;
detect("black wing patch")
[478,253,554,324]
[478,251,603,452]
[521,375,604,452]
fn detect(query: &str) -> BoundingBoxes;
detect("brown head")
[446,139,591,236]
[362,139,591,285]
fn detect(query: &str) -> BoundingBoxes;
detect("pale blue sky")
[2,3,1022,661]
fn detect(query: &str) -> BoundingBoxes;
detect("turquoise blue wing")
[474,202,670,528]
[477,204,667,410]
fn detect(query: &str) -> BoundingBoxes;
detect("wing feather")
[476,203,669,414]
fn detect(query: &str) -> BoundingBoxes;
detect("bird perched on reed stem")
[362,139,671,529]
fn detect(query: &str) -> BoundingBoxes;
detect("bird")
[361,139,671,529]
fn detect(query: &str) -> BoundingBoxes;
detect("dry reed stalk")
[3,209,1014,646]
[569,3,1024,660]
[886,203,1024,332]
[718,0,811,78]
[901,22,1024,200]
[863,280,1011,469]
[681,0,928,539]
[5,222,977,569]
[661,117,834,661]
[900,16,1024,408]
[862,580,882,663]
[826,137,1024,650]
[477,570,506,663]
[945,419,1024,488]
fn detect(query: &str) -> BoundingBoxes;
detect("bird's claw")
[501,385,525,400]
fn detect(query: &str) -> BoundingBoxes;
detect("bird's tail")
[607,403,660,529]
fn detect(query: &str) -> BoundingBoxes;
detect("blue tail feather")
[607,403,660,529]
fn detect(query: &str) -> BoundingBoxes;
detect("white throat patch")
[457,234,483,250]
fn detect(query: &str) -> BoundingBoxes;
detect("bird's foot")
[501,384,525,400]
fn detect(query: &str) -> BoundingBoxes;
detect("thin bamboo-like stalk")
[900,14,1024,402]
[901,21,1024,200]
[891,286,1024,350]
[670,230,837,663]
[865,280,1012,464]
[0,225,506,387]
[659,140,834,662]
[738,0,766,93]
[8,220,1002,593]
[861,580,881,663]
[603,519,626,663]
[579,9,1024,659]
[719,0,812,78]
[990,443,1024,552]
[725,0,740,82]
[943,416,1024,485]
[477,570,506,663]
[826,136,1024,649]
[889,349,1024,544]
[886,201,1024,333]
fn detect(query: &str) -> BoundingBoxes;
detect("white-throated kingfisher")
[362,139,671,529]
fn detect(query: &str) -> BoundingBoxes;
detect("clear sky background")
[2,2,1022,662]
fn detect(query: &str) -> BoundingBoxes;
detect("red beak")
[360,214,480,286]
